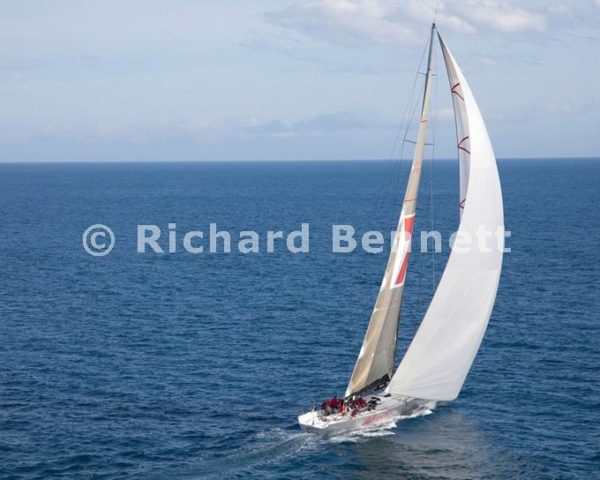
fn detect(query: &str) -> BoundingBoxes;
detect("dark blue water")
[1,159,598,479]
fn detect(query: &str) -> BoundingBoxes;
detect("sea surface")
[0,159,598,479]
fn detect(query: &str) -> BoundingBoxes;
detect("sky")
[1,0,599,162]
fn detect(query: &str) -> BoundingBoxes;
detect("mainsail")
[345,25,436,398]
[386,32,504,401]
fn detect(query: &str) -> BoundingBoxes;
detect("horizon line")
[0,156,598,165]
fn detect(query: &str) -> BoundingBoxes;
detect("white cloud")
[269,0,548,46]
[268,0,417,46]
[455,0,546,32]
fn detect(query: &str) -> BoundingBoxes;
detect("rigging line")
[383,83,420,236]
[386,40,428,174]
[413,32,438,322]
[388,40,431,224]
[387,54,424,160]
[374,64,423,216]
[387,33,431,220]
[390,85,421,206]
[428,33,439,292]
[373,37,430,224]
[386,33,434,277]
[390,78,423,216]
[404,257,424,359]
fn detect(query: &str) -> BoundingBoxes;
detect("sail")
[345,26,436,398]
[446,38,470,218]
[386,32,504,401]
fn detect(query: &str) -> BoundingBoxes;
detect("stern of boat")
[298,410,327,433]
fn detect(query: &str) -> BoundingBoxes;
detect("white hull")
[298,395,435,436]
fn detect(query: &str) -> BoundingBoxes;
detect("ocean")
[0,159,598,479]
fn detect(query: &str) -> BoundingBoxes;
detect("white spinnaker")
[386,33,504,401]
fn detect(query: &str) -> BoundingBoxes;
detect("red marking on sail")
[459,198,466,209]
[394,216,415,286]
[451,82,464,101]
[458,136,470,155]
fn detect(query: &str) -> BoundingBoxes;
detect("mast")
[345,24,437,398]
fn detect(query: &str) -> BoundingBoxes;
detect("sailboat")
[298,24,504,435]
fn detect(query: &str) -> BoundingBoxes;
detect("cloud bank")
[269,0,548,46]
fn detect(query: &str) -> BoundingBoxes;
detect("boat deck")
[298,395,433,435]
